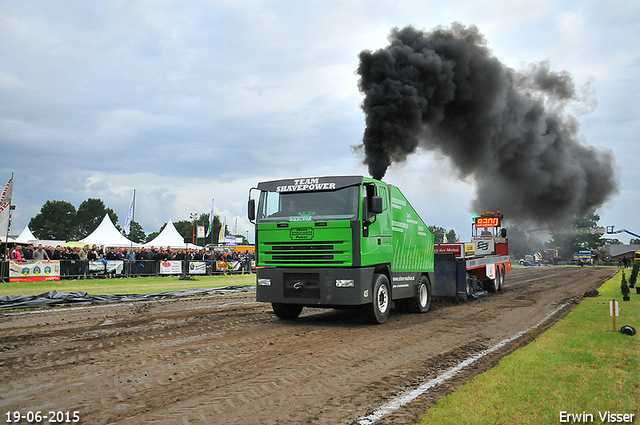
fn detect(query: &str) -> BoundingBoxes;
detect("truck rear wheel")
[363,273,390,324]
[272,303,303,320]
[487,270,499,292]
[396,276,431,313]
[498,265,506,290]
[409,275,431,313]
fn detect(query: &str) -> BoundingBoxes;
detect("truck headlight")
[258,278,271,286]
[335,279,354,288]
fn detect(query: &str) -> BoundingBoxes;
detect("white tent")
[81,214,139,247]
[15,226,37,243]
[143,219,201,249]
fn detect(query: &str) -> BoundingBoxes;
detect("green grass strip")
[0,274,256,296]
[417,270,639,425]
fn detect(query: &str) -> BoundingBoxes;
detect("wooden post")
[610,299,619,332]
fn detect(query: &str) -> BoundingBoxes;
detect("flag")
[442,233,448,244]
[0,176,13,205]
[0,175,13,236]
[218,217,226,243]
[124,189,135,234]
[206,198,214,236]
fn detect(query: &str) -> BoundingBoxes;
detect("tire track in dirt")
[0,266,617,424]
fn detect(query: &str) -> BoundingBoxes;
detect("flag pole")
[4,173,13,247]
[130,189,135,248]
[4,172,14,248]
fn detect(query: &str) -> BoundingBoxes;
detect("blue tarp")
[0,285,256,311]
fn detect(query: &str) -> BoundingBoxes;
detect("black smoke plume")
[357,23,618,227]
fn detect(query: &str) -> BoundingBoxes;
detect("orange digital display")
[475,216,500,228]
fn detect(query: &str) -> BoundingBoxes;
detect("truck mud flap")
[433,254,465,298]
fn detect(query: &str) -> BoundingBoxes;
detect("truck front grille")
[263,241,346,265]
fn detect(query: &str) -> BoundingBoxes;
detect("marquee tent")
[143,219,201,249]
[80,214,139,247]
[15,226,37,243]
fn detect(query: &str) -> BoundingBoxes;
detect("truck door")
[361,182,392,266]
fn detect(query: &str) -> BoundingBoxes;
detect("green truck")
[248,175,434,324]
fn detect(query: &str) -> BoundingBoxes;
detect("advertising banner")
[160,260,183,275]
[89,260,124,275]
[216,261,243,271]
[9,260,60,282]
[472,237,495,256]
[189,261,207,274]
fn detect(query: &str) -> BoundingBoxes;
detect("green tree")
[29,200,78,240]
[77,198,118,238]
[505,226,541,260]
[125,221,146,244]
[621,271,630,297]
[550,211,605,261]
[145,222,166,244]
[427,226,457,244]
[602,238,623,245]
[196,213,223,245]
[630,238,640,245]
[173,220,194,242]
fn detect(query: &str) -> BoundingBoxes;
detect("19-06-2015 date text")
[5,411,80,423]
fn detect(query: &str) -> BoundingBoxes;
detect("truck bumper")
[256,267,375,306]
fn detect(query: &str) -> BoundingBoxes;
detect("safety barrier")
[0,259,254,282]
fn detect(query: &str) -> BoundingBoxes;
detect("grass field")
[0,274,256,296]
[417,270,639,425]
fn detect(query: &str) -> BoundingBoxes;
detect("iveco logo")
[293,281,304,290]
[290,227,314,240]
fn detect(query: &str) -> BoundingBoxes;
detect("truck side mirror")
[370,196,383,214]
[248,199,256,221]
[501,228,507,238]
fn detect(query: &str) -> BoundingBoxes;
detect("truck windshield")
[257,186,359,223]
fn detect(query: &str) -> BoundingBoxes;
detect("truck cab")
[248,175,435,324]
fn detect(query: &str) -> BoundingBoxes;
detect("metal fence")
[1,259,253,282]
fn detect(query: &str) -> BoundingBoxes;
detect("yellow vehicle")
[635,250,640,263]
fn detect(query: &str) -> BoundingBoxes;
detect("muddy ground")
[0,266,616,424]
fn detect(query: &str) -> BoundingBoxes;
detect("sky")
[1,0,639,244]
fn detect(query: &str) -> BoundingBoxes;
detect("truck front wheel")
[272,303,303,320]
[363,274,390,324]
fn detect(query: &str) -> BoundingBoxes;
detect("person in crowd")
[68,247,80,277]
[125,248,136,277]
[10,245,23,261]
[33,244,50,261]
[23,244,34,260]
[51,245,62,260]
[78,245,89,279]
[106,247,117,260]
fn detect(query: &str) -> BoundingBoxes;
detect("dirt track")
[0,266,617,424]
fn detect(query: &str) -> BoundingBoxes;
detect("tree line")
[27,198,240,245]
[506,211,625,261]
[26,199,622,258]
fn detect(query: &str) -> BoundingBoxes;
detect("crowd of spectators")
[1,243,256,279]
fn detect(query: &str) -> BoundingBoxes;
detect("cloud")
[0,1,638,242]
